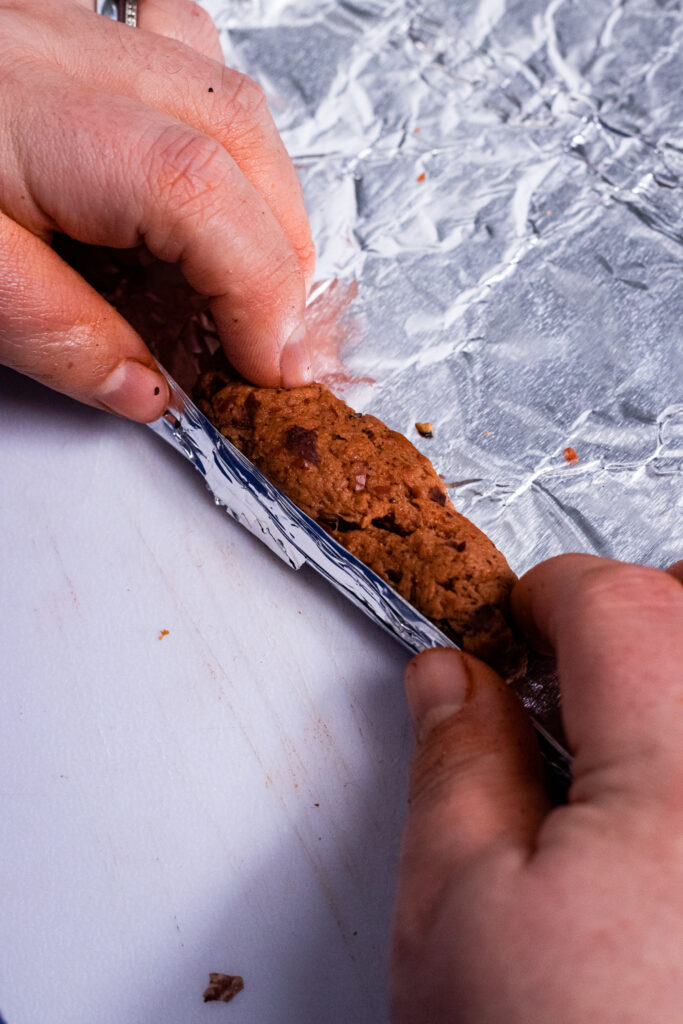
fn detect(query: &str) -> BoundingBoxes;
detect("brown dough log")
[195,371,526,679]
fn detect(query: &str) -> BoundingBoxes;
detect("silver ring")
[116,0,138,27]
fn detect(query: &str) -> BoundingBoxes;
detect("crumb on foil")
[415,421,433,438]
[563,447,579,463]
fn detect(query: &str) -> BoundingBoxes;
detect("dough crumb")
[203,973,244,1003]
[415,421,433,438]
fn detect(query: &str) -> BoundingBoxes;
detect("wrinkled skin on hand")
[0,0,315,420]
[392,554,683,1024]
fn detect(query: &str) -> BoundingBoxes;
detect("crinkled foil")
[88,0,682,766]
[204,0,681,573]
[202,0,682,747]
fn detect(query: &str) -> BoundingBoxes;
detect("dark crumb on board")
[208,87,214,92]
[415,421,433,438]
[563,447,579,463]
[203,973,244,1004]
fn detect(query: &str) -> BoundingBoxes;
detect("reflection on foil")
[125,0,680,778]
[202,0,681,565]
[193,0,681,765]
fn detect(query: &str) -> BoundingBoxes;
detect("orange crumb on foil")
[563,447,579,463]
[416,172,426,182]
[158,629,170,639]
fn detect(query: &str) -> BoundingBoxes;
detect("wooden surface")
[0,366,412,1024]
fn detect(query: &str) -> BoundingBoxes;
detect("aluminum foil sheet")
[81,0,682,768]
[163,0,677,757]
[202,0,681,579]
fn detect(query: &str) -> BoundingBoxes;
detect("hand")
[391,554,683,1023]
[0,0,315,421]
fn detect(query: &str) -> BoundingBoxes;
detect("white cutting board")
[0,366,411,1024]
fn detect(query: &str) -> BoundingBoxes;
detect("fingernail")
[97,360,169,422]
[280,323,313,387]
[404,649,472,740]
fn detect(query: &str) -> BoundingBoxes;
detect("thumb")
[399,649,547,908]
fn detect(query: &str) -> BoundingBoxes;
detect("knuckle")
[225,70,268,118]
[259,248,302,293]
[187,1,213,28]
[217,69,273,144]
[295,235,316,273]
[149,126,225,216]
[183,2,219,48]
[580,562,680,621]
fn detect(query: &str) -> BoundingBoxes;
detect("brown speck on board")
[563,447,579,463]
[203,973,244,1004]
[415,421,433,438]
[158,629,169,640]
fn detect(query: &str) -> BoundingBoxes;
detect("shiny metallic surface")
[147,0,681,764]
[204,0,681,574]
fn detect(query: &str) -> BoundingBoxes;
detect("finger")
[138,0,225,64]
[27,2,315,286]
[392,650,546,1022]
[10,71,311,386]
[400,649,547,895]
[667,559,683,584]
[511,555,683,794]
[0,212,169,421]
